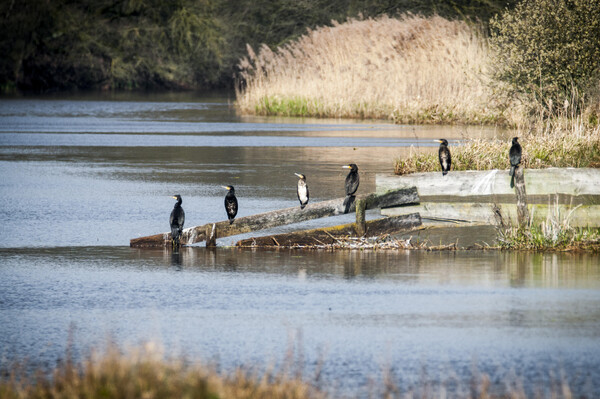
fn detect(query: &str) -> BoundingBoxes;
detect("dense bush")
[490,0,600,117]
[0,0,224,91]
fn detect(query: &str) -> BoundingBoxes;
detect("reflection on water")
[1,246,599,396]
[0,94,598,397]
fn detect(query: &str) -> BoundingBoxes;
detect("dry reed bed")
[1,343,583,399]
[236,15,498,124]
[395,119,600,174]
[1,344,322,399]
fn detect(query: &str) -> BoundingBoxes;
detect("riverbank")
[235,8,600,128]
[236,15,500,125]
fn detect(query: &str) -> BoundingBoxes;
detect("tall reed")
[236,15,499,124]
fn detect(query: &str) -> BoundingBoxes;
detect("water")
[1,93,599,397]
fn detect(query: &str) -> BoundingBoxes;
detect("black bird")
[169,195,185,248]
[437,139,451,176]
[294,173,309,209]
[509,137,522,188]
[222,185,238,224]
[342,163,359,213]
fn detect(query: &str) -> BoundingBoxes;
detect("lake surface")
[1,92,599,397]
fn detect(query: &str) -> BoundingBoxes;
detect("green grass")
[255,96,323,117]
[493,199,600,251]
[496,225,600,251]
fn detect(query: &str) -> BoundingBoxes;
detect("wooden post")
[205,223,217,248]
[130,187,420,248]
[355,198,366,236]
[514,167,529,227]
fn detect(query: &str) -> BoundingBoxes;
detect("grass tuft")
[496,199,600,251]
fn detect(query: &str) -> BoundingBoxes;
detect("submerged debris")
[249,234,458,251]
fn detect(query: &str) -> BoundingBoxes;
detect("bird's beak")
[342,165,351,169]
[436,139,443,143]
[221,186,229,190]
[172,196,177,199]
[294,173,302,178]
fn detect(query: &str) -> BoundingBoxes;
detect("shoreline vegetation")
[236,15,498,124]
[0,343,581,399]
[236,2,600,128]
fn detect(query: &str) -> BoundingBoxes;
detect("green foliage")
[490,0,600,116]
[0,0,513,92]
[0,0,224,91]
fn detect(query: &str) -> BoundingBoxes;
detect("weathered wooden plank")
[130,187,420,248]
[381,202,600,227]
[236,213,422,247]
[377,168,600,197]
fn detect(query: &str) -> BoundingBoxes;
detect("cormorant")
[342,163,359,213]
[294,173,309,209]
[509,137,522,188]
[437,139,451,176]
[170,195,185,248]
[222,185,238,224]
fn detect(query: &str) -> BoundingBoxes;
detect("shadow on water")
[4,246,598,288]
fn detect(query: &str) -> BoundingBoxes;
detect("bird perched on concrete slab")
[222,185,238,224]
[294,173,309,209]
[437,139,451,176]
[342,163,359,213]
[509,137,522,188]
[170,195,185,248]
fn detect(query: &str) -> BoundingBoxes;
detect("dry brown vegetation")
[395,119,600,175]
[0,343,323,399]
[236,15,499,124]
[1,342,584,399]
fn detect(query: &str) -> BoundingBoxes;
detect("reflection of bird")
[170,195,185,248]
[509,137,522,188]
[222,185,238,224]
[294,173,309,209]
[342,163,359,213]
[437,139,451,176]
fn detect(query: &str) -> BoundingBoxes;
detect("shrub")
[489,0,600,118]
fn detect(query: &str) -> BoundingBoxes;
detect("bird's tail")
[510,173,515,189]
[442,170,448,176]
[229,219,234,225]
[300,203,306,210]
[343,195,355,214]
